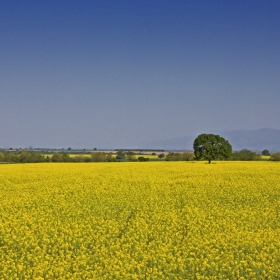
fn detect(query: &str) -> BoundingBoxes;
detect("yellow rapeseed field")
[0,162,279,279]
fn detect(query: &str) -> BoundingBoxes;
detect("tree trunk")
[208,159,211,164]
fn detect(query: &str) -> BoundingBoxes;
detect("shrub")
[73,155,86,162]
[165,153,182,161]
[92,152,107,162]
[52,153,63,162]
[181,152,194,161]
[0,152,5,162]
[138,157,149,162]
[270,152,280,161]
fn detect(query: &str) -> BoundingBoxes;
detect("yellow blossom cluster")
[0,161,279,279]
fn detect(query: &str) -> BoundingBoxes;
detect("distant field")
[69,154,91,158]
[261,155,271,160]
[1,162,279,278]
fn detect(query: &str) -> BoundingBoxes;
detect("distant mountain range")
[142,128,280,152]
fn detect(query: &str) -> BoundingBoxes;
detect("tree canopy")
[193,134,232,164]
[261,149,270,156]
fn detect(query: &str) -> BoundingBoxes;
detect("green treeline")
[0,150,46,163]
[0,150,115,163]
[0,149,279,164]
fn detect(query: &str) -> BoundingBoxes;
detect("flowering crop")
[0,162,279,279]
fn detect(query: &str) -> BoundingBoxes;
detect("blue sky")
[1,1,280,148]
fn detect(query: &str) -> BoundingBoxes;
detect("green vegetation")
[0,142,277,164]
[138,156,149,162]
[193,134,232,164]
[270,152,280,161]
[231,149,261,161]
[165,152,194,161]
[126,151,137,162]
[262,149,270,156]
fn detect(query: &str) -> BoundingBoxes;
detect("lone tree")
[193,134,232,164]
[126,151,136,162]
[116,149,125,160]
[261,149,270,156]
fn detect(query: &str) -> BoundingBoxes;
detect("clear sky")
[1,0,280,148]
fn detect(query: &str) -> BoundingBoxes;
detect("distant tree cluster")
[0,150,47,163]
[270,152,280,161]
[230,149,261,161]
[165,152,194,161]
[116,150,146,162]
[126,152,137,162]
[52,152,117,162]
[52,152,71,162]
[116,150,126,160]
[91,152,117,162]
[138,156,149,162]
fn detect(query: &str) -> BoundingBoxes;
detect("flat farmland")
[0,162,279,279]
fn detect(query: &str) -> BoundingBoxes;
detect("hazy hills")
[142,128,280,152]
[3,128,279,152]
